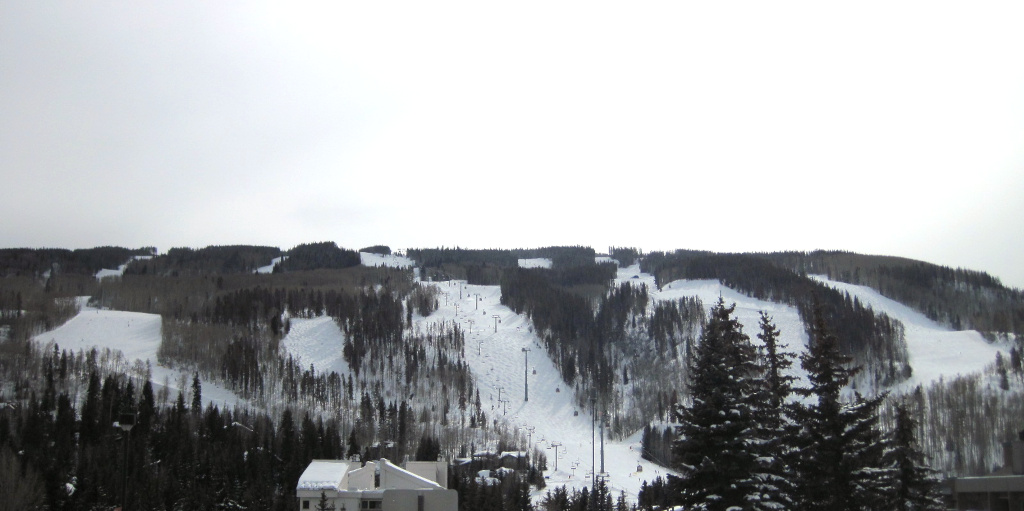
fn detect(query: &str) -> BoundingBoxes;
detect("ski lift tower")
[522,347,531,402]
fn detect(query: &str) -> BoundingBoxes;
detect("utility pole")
[523,426,534,448]
[522,347,531,401]
[117,413,136,511]
[600,408,606,476]
[591,394,596,480]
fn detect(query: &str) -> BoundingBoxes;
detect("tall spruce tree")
[753,311,798,509]
[883,404,943,510]
[790,304,892,511]
[672,299,784,510]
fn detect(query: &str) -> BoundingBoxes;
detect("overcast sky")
[2,2,1023,288]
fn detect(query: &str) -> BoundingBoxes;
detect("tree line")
[766,250,1024,335]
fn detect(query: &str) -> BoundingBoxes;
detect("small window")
[302,500,310,509]
[418,494,425,511]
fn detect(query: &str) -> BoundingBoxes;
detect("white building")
[296,458,457,511]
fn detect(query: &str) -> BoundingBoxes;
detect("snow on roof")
[499,451,527,458]
[297,460,352,492]
[380,459,444,489]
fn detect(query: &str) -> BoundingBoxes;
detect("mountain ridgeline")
[1,243,1023,510]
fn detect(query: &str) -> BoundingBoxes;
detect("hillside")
[2,244,1022,509]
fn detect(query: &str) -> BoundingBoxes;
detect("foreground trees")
[660,301,941,511]
[672,299,789,510]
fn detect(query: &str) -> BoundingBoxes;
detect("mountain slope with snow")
[28,252,1017,504]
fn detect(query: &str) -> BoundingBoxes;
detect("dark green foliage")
[758,311,796,412]
[124,245,281,275]
[789,305,892,511]
[409,246,599,284]
[283,242,360,271]
[640,424,677,468]
[415,434,442,461]
[359,245,391,255]
[317,491,336,510]
[672,299,787,510]
[0,372,330,510]
[884,404,943,510]
[608,246,641,267]
[0,246,154,277]
[769,250,1024,335]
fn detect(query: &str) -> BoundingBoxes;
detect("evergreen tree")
[753,311,798,509]
[789,304,892,511]
[191,372,202,412]
[883,404,943,510]
[757,311,796,411]
[316,491,336,511]
[672,299,783,510]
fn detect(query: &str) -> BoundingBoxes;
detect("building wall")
[383,489,458,511]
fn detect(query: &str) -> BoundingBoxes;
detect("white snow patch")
[94,255,152,280]
[281,316,351,377]
[518,258,552,269]
[361,252,415,268]
[256,256,285,274]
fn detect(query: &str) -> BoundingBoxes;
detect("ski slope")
[422,278,670,501]
[810,275,1008,390]
[34,304,246,410]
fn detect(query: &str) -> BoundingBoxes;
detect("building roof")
[379,458,444,489]
[296,460,352,492]
[297,458,446,493]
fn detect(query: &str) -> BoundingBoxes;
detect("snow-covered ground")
[34,303,245,410]
[281,316,351,377]
[421,278,668,501]
[809,275,1008,390]
[518,258,552,269]
[360,251,415,268]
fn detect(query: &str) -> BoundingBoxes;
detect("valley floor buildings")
[296,458,457,511]
[953,433,1024,511]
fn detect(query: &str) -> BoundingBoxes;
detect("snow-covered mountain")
[30,251,1016,503]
